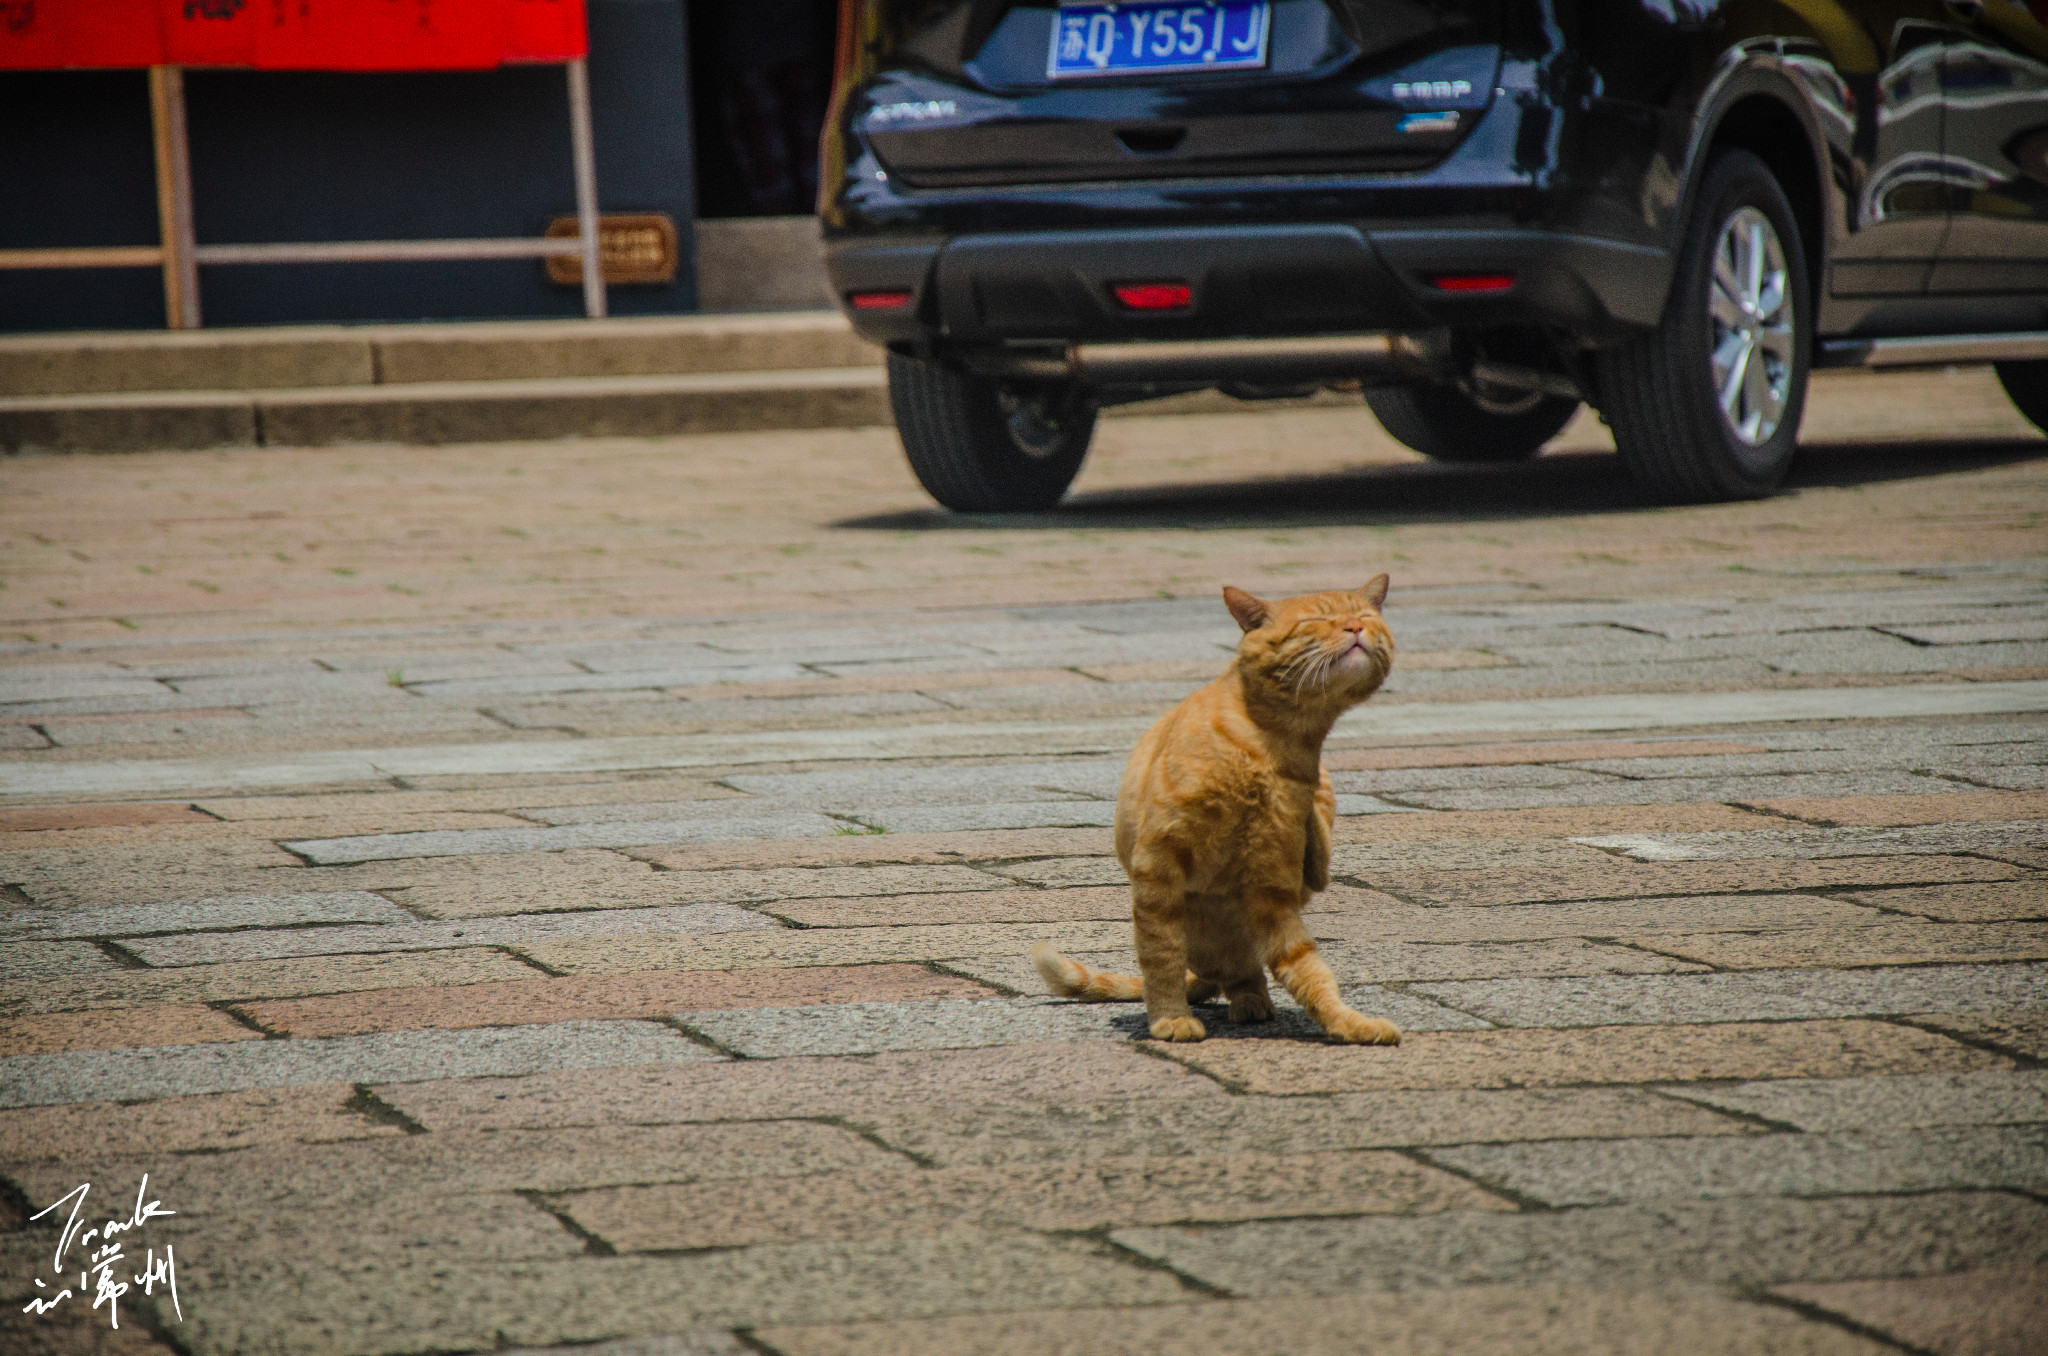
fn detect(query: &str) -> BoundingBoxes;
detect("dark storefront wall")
[0,0,697,332]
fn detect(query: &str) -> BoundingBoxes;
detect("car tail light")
[848,290,914,310]
[1432,274,1516,293]
[1113,282,1193,310]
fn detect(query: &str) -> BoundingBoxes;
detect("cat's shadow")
[837,438,2045,531]
[1103,1002,1337,1043]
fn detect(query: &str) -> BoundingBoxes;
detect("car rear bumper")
[827,222,1670,353]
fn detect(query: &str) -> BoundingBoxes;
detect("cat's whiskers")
[1276,642,1329,695]
[1276,640,1350,696]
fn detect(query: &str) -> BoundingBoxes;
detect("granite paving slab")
[0,890,407,938]
[14,681,2046,801]
[1410,961,2048,1028]
[849,801,1119,833]
[1909,1010,2048,1060]
[1623,920,2048,970]
[240,964,990,1038]
[1330,764,1645,794]
[861,1086,1754,1168]
[1167,1019,2009,1095]
[1314,936,1709,982]
[1427,1124,2048,1205]
[769,886,1129,928]
[1328,838,1633,875]
[116,901,778,966]
[160,1231,1188,1355]
[158,1192,587,1280]
[0,939,132,981]
[1,947,547,1017]
[1110,1192,2048,1297]
[719,762,1123,807]
[1332,893,1893,941]
[519,919,1133,974]
[560,1150,1510,1251]
[1576,820,2048,862]
[335,847,724,918]
[375,1040,1220,1132]
[0,720,1158,799]
[1404,771,1963,810]
[0,1083,396,1159]
[0,1018,718,1108]
[0,1003,260,1055]
[1658,1069,2048,1132]
[502,1336,749,1356]
[979,857,1130,888]
[1972,765,2048,790]
[576,863,1009,905]
[1330,681,2048,741]
[1773,1268,2048,1356]
[754,1286,1894,1356]
[680,997,1122,1057]
[409,664,816,697]
[9,1120,899,1224]
[1373,855,2025,905]
[1836,880,2048,922]
[283,812,848,862]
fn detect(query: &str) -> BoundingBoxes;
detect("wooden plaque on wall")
[545,213,678,286]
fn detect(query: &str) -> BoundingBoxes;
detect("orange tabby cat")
[1031,576,1400,1045]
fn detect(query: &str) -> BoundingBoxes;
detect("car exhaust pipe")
[972,333,1439,386]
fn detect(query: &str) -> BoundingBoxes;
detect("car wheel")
[1993,360,2048,436]
[1365,380,1580,462]
[1594,148,1813,502]
[887,351,1096,512]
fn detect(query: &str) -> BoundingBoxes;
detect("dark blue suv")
[819,0,2048,510]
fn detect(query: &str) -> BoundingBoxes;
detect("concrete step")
[0,310,873,397]
[0,366,893,452]
[0,304,1361,451]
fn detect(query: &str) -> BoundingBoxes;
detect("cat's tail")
[1031,940,1144,1001]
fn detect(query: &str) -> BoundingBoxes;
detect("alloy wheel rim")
[1707,206,1795,446]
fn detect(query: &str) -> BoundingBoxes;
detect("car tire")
[1365,382,1580,462]
[1994,360,2048,436]
[887,351,1096,512]
[1594,148,1813,502]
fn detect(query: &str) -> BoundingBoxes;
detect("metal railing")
[0,60,607,328]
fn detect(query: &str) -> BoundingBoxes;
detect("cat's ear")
[1359,574,1390,610]
[1222,586,1269,633]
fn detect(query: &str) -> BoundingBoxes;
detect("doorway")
[687,0,839,219]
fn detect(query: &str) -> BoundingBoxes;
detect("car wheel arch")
[1665,58,1834,327]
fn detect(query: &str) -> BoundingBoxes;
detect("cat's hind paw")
[1324,1011,1402,1045]
[1150,1015,1208,1042]
[1227,991,1275,1024]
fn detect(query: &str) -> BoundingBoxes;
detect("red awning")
[0,0,587,71]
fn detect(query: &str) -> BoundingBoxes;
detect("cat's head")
[1223,576,1393,706]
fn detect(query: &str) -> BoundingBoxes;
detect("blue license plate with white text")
[1048,1,1271,80]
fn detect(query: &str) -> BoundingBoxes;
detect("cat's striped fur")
[1033,577,1401,1044]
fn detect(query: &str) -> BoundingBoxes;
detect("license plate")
[1048,1,1271,80]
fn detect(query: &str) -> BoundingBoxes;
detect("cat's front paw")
[1150,1015,1208,1042]
[1325,1011,1402,1045]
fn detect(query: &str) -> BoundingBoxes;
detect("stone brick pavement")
[1,365,2045,1355]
